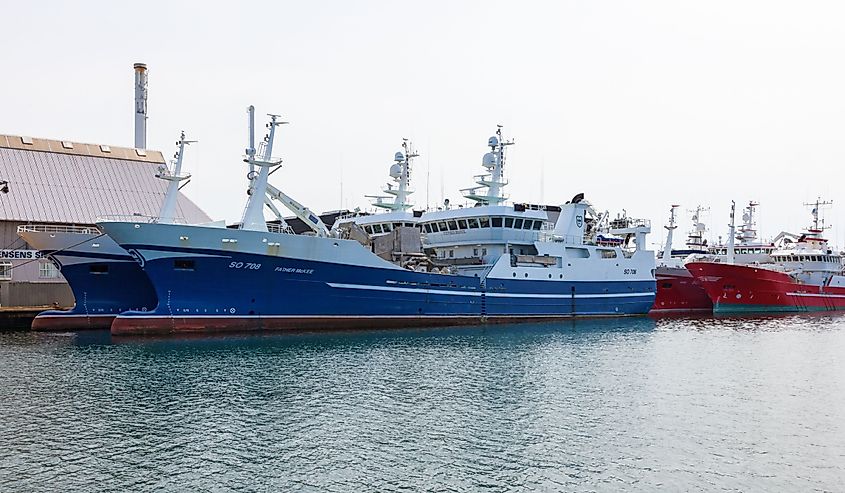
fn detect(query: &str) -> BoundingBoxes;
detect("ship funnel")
[134,63,148,149]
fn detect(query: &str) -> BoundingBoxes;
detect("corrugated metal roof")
[0,134,210,224]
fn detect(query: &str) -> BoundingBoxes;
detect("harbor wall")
[0,281,73,308]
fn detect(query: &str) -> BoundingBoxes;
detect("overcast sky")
[3,1,845,249]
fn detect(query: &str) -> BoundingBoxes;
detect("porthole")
[524,273,528,278]
[512,272,516,277]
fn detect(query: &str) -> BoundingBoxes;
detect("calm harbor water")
[1,315,844,492]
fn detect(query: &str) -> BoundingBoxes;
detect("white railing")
[539,231,588,244]
[267,222,295,234]
[18,224,101,235]
[96,214,189,224]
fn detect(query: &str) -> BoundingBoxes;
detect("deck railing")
[18,224,101,235]
[96,214,189,224]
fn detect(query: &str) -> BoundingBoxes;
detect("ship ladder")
[83,291,91,329]
[570,286,576,315]
[479,279,488,322]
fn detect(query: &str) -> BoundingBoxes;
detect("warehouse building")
[0,134,209,307]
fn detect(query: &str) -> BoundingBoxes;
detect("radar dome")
[482,152,497,169]
[488,136,499,147]
[389,163,402,178]
[394,151,405,162]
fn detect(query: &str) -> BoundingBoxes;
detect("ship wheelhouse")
[419,205,551,269]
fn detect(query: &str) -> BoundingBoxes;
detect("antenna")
[803,197,833,231]
[426,142,431,210]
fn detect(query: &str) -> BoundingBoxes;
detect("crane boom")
[265,183,329,237]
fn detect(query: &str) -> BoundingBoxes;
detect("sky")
[2,1,845,250]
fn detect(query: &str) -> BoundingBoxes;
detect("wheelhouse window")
[364,225,374,234]
[522,220,533,230]
[468,219,480,229]
[513,219,524,229]
[458,219,468,229]
[479,217,490,228]
[532,221,542,230]
[504,217,514,228]
[424,224,433,233]
[438,221,448,232]
[491,217,503,227]
[447,220,458,231]
[0,261,11,280]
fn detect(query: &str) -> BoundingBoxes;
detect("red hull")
[687,262,845,313]
[31,314,116,331]
[651,266,713,312]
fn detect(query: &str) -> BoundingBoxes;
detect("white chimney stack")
[134,62,148,149]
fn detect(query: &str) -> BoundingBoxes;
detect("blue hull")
[112,246,655,334]
[32,255,158,331]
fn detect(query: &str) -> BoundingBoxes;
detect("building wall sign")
[0,249,44,260]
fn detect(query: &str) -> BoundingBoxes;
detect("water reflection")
[1,316,843,491]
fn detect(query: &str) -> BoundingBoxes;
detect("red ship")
[652,202,780,313]
[652,205,712,312]
[688,199,845,314]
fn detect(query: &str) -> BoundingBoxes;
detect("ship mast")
[726,200,736,265]
[661,204,679,261]
[366,139,417,212]
[241,112,286,232]
[156,131,194,224]
[461,125,513,205]
[686,205,708,250]
[803,197,833,233]
[737,201,759,244]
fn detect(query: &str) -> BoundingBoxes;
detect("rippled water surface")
[2,315,845,492]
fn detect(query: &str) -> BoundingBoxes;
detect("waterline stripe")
[787,292,845,298]
[327,282,653,299]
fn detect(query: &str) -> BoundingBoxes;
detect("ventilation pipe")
[134,63,148,149]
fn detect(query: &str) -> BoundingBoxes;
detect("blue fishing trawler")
[99,110,656,334]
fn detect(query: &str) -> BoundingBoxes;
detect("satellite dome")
[488,136,499,147]
[482,152,496,169]
[394,151,405,162]
[389,163,402,178]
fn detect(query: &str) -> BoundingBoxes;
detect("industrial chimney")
[134,63,148,149]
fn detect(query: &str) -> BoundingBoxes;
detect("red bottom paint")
[687,262,845,313]
[650,266,712,313]
[110,314,645,336]
[31,314,116,331]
